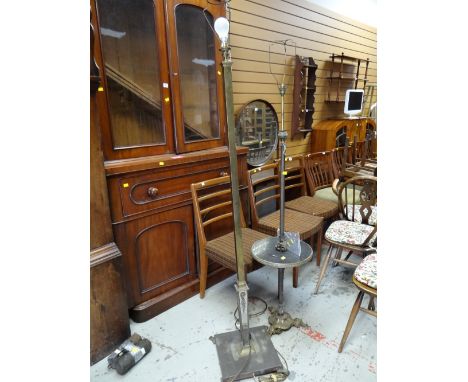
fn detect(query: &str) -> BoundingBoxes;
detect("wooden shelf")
[326,53,370,105]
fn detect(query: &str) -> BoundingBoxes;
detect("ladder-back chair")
[247,162,324,287]
[191,175,270,298]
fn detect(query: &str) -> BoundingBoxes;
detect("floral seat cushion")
[354,253,377,289]
[325,220,376,246]
[346,205,377,226]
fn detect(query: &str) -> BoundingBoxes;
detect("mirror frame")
[235,99,279,167]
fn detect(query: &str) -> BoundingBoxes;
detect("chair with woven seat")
[280,155,339,221]
[338,253,377,353]
[191,175,270,298]
[315,175,377,294]
[247,162,324,287]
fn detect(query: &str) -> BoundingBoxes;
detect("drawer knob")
[147,187,159,198]
[220,171,228,177]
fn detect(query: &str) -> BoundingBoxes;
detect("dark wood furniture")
[303,151,336,199]
[191,175,269,298]
[338,254,377,353]
[247,163,323,287]
[278,155,338,266]
[310,118,376,153]
[90,13,130,364]
[325,53,369,103]
[291,55,317,137]
[315,175,377,294]
[91,0,249,322]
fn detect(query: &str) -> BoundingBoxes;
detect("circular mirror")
[235,100,278,166]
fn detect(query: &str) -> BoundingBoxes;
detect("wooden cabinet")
[105,148,247,322]
[92,0,226,160]
[310,118,376,153]
[91,0,248,321]
[90,16,129,363]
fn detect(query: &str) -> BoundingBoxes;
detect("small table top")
[251,236,313,269]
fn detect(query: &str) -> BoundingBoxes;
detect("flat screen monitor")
[344,89,364,117]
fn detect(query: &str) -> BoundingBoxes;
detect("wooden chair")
[191,175,270,298]
[280,155,339,221]
[338,253,377,353]
[336,139,376,180]
[356,139,377,171]
[330,146,349,179]
[247,163,324,287]
[303,151,338,203]
[315,175,377,294]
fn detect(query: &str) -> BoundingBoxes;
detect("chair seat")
[285,195,338,219]
[346,205,377,226]
[257,208,323,239]
[354,253,377,289]
[313,187,337,203]
[325,220,377,246]
[314,186,363,204]
[205,228,269,270]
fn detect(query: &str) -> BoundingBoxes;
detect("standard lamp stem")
[276,83,288,252]
[220,43,250,348]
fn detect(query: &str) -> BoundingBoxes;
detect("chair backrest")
[191,175,246,248]
[331,146,345,179]
[247,163,281,227]
[275,154,308,198]
[337,175,377,226]
[303,151,334,195]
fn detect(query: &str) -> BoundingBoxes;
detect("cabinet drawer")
[119,161,230,217]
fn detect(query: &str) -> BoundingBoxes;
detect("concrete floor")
[90,246,376,382]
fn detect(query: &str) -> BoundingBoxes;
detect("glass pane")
[97,0,165,148]
[175,5,220,142]
[236,100,278,166]
[336,127,347,147]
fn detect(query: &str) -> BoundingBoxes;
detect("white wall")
[305,0,377,27]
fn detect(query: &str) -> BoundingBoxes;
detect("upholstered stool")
[338,253,377,353]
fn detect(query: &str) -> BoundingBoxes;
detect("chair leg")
[293,267,299,288]
[338,291,365,353]
[199,249,208,299]
[332,247,343,267]
[314,244,333,294]
[368,296,375,311]
[316,226,323,266]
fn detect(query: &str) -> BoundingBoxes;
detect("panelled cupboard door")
[115,204,197,307]
[165,0,227,153]
[93,0,175,160]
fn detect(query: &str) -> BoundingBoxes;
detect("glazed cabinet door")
[92,0,175,160]
[165,0,226,153]
[115,204,197,308]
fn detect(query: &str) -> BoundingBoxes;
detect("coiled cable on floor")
[233,296,268,330]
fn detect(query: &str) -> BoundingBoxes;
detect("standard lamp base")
[267,306,307,336]
[213,325,282,381]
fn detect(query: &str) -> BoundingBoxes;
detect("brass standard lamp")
[210,16,283,382]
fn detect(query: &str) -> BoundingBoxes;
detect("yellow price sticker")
[98,86,104,92]
[282,171,287,175]
[122,183,129,188]
[159,161,165,166]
